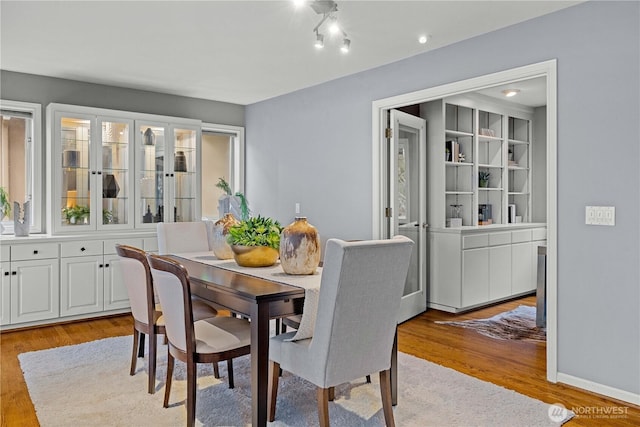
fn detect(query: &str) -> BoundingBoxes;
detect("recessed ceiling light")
[418,35,429,44]
[502,89,520,97]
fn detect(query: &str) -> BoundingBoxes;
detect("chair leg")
[275,318,281,335]
[268,361,280,422]
[213,362,220,379]
[130,328,139,375]
[379,369,396,427]
[366,375,371,383]
[137,332,146,357]
[328,387,335,402]
[317,387,330,427]
[148,331,157,394]
[227,359,235,389]
[164,351,175,408]
[186,359,197,427]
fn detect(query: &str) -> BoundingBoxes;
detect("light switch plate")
[585,206,615,226]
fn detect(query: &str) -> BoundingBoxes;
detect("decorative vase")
[174,151,187,172]
[212,213,240,260]
[279,217,321,275]
[231,245,279,268]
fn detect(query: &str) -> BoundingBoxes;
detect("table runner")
[174,251,319,341]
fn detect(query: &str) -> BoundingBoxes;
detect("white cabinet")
[424,96,534,229]
[48,106,136,234]
[5,243,60,324]
[59,238,140,316]
[47,103,202,236]
[429,225,545,313]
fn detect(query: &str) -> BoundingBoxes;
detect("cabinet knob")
[170,173,174,177]
[105,263,110,268]
[97,171,102,175]
[99,264,104,268]
[3,272,8,276]
[91,171,96,175]
[80,247,86,252]
[12,271,17,275]
[33,250,39,255]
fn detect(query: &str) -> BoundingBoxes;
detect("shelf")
[478,187,503,191]
[478,135,504,142]
[508,139,529,145]
[478,164,503,169]
[508,192,529,196]
[445,161,473,167]
[445,191,474,195]
[508,166,529,171]
[445,129,474,138]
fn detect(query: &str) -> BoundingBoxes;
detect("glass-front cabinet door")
[51,109,134,233]
[98,117,134,229]
[135,122,200,228]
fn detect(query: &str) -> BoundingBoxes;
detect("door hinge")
[385,128,392,139]
[385,207,392,218]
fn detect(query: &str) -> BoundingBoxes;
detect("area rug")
[435,305,546,342]
[19,335,571,426]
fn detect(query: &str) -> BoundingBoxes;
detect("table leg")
[250,302,270,426]
[391,327,398,406]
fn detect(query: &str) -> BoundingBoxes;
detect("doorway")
[372,60,557,382]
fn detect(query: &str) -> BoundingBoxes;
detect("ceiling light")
[293,0,306,8]
[305,1,351,52]
[418,35,429,44]
[341,38,350,53]
[329,17,340,34]
[502,89,520,97]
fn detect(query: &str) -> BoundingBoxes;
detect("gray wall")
[1,71,245,127]
[246,1,640,396]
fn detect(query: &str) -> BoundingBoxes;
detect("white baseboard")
[557,372,640,406]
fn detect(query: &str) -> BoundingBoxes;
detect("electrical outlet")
[585,206,615,226]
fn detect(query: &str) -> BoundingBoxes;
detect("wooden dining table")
[170,255,399,427]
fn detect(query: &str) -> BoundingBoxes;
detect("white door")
[388,110,427,322]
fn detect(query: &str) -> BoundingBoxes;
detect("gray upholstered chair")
[147,254,251,427]
[268,236,414,427]
[115,244,219,394]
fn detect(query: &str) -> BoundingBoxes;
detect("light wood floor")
[1,297,638,426]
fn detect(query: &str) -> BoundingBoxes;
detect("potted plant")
[0,187,10,221]
[216,177,249,221]
[227,215,283,267]
[479,171,490,188]
[62,205,90,224]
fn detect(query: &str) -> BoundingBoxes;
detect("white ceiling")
[0,1,580,106]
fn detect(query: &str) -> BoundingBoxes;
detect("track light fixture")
[299,0,351,53]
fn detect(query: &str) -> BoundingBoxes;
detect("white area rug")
[19,335,572,426]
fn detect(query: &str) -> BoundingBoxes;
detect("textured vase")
[211,213,240,259]
[280,217,321,275]
[231,245,279,267]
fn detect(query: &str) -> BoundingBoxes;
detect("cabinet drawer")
[104,238,143,255]
[532,228,547,241]
[11,243,59,261]
[511,229,532,243]
[462,234,488,249]
[1,245,9,262]
[489,232,511,246]
[60,240,103,257]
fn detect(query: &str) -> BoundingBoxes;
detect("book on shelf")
[446,140,460,163]
[508,204,516,223]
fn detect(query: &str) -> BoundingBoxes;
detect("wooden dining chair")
[147,254,252,427]
[268,236,414,427]
[115,244,220,394]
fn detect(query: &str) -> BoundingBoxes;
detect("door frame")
[371,60,558,382]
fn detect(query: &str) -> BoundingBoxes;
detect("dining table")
[168,252,399,427]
